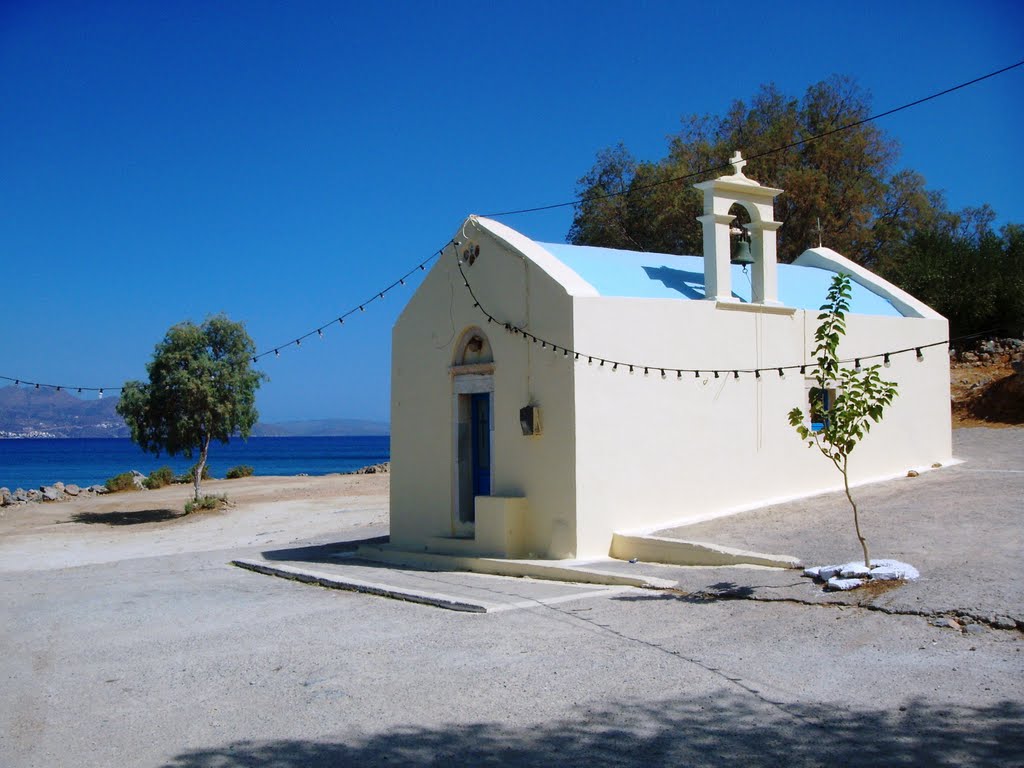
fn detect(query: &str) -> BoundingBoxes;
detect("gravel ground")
[0,430,1021,767]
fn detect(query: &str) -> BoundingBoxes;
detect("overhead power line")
[3,58,1021,394]
[480,58,1024,218]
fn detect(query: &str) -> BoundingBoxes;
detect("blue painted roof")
[539,242,903,317]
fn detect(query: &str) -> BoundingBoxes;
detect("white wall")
[393,220,953,561]
[390,223,581,558]
[570,297,951,558]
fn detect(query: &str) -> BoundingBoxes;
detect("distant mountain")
[0,385,388,438]
[251,419,389,437]
[0,385,128,438]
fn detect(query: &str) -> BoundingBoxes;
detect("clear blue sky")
[1,1,1021,423]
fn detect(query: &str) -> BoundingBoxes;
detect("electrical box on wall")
[519,406,541,436]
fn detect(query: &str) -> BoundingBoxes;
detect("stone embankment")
[2,463,392,508]
[348,462,390,475]
[1,480,108,507]
[950,337,1024,368]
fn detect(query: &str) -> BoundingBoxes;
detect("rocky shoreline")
[1,462,391,509]
[1,481,109,506]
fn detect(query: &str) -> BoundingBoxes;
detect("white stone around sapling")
[804,559,919,591]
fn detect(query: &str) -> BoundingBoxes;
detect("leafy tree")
[879,211,1024,338]
[569,76,939,266]
[788,275,899,568]
[117,316,266,502]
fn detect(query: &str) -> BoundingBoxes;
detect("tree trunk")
[842,458,871,568]
[193,437,210,501]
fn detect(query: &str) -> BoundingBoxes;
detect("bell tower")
[694,152,783,305]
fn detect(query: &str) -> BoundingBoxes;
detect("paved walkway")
[234,543,637,613]
[645,427,1023,624]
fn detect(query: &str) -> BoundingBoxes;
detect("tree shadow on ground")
[71,509,184,526]
[163,694,1023,768]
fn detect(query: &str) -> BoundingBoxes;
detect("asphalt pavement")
[0,428,1021,767]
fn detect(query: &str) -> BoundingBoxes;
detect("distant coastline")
[0,384,388,439]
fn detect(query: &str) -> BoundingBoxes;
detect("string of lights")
[3,60,1020,394]
[0,247,448,395]
[252,249,442,363]
[480,58,1024,218]
[453,244,992,380]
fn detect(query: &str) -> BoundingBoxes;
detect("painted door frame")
[452,373,494,536]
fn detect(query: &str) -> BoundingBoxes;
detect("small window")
[808,386,837,433]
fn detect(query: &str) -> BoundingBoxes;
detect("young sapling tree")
[788,274,899,567]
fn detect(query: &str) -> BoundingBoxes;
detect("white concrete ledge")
[355,544,676,589]
[232,559,487,613]
[610,534,801,568]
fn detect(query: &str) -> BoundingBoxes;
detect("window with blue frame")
[809,386,837,432]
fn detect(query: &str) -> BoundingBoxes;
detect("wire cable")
[480,58,1024,218]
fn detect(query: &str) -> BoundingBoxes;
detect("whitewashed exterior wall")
[391,216,952,560]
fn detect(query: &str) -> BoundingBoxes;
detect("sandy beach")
[0,472,388,572]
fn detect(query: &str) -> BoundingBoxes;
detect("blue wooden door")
[470,393,491,496]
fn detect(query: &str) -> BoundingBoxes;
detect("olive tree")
[117,315,266,502]
[788,275,898,567]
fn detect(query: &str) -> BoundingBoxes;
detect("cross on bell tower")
[694,151,784,305]
[729,150,747,177]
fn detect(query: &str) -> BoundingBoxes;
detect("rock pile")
[1,482,108,507]
[803,559,920,591]
[950,337,1024,367]
[349,462,390,475]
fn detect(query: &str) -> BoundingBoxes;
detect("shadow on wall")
[164,694,1022,767]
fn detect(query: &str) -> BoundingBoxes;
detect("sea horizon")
[0,435,390,491]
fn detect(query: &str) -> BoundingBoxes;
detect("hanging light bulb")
[317,329,324,339]
[883,353,891,368]
[275,349,280,357]
[338,318,344,326]
[854,358,861,371]
[916,348,924,361]
[755,370,761,379]
[778,368,785,378]
[733,371,739,379]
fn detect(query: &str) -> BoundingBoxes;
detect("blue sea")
[0,436,390,491]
